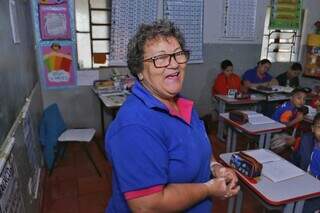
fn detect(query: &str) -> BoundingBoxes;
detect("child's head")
[312,113,320,140]
[291,87,311,108]
[256,59,271,75]
[287,63,302,79]
[221,59,233,76]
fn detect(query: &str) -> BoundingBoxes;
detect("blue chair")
[39,103,101,177]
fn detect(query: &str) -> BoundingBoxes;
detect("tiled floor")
[41,124,281,213]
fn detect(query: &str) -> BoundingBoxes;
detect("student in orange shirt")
[212,60,241,96]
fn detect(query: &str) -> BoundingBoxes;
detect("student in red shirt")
[212,60,241,96]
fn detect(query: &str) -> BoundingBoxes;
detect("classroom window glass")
[260,8,303,63]
[75,0,111,69]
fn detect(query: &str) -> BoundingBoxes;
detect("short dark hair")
[290,62,302,71]
[257,59,271,66]
[221,59,233,70]
[292,87,311,95]
[313,112,320,125]
[127,19,186,78]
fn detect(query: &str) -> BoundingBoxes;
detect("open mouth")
[165,72,180,79]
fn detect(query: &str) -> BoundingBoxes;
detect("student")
[242,59,278,88]
[292,113,320,213]
[271,87,311,151]
[276,62,302,88]
[211,60,241,96]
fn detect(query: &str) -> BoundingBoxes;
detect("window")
[260,8,302,62]
[75,0,111,69]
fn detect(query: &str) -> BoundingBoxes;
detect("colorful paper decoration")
[39,2,71,40]
[41,43,76,88]
[269,0,302,30]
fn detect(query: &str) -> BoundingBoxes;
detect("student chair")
[39,103,102,177]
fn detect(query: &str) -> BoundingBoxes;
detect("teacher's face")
[141,36,186,100]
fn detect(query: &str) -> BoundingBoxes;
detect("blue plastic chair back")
[39,103,67,169]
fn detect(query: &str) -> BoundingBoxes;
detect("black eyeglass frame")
[143,50,190,68]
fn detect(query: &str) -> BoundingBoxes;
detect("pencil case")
[230,151,263,178]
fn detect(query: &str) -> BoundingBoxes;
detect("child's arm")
[285,112,304,128]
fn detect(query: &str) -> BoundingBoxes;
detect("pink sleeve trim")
[124,185,164,200]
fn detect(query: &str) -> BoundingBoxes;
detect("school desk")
[219,151,320,213]
[219,113,286,152]
[214,95,261,141]
[93,90,129,134]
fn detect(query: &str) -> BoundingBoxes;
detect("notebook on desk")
[262,160,305,182]
[241,111,276,125]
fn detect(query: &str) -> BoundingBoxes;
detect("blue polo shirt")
[242,67,273,83]
[272,101,297,124]
[105,81,212,212]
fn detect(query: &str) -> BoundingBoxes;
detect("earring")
[138,73,143,80]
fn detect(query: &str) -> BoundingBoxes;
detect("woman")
[212,59,242,96]
[242,59,278,88]
[105,20,239,212]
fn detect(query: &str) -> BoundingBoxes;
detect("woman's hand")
[204,177,240,199]
[210,165,240,198]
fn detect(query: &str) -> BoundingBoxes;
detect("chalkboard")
[0,0,38,145]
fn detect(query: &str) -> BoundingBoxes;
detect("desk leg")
[227,190,243,213]
[235,190,243,213]
[258,134,266,149]
[217,101,226,141]
[231,130,237,152]
[99,100,105,137]
[226,127,232,152]
[227,197,235,213]
[283,201,305,213]
[264,133,272,149]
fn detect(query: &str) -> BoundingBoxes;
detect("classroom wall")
[41,0,320,137]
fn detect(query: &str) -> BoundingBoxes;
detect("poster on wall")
[40,42,76,89]
[269,0,302,30]
[0,155,25,213]
[39,1,71,40]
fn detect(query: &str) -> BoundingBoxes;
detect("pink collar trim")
[166,97,194,124]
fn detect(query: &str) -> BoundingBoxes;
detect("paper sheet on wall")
[222,0,257,40]
[0,155,25,213]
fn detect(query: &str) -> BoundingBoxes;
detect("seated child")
[271,87,311,152]
[292,113,320,213]
[212,59,241,96]
[310,86,320,111]
[276,62,302,88]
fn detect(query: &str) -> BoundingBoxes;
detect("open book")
[262,160,305,182]
[241,149,305,182]
[241,111,276,125]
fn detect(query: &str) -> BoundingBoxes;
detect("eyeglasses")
[143,50,190,68]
